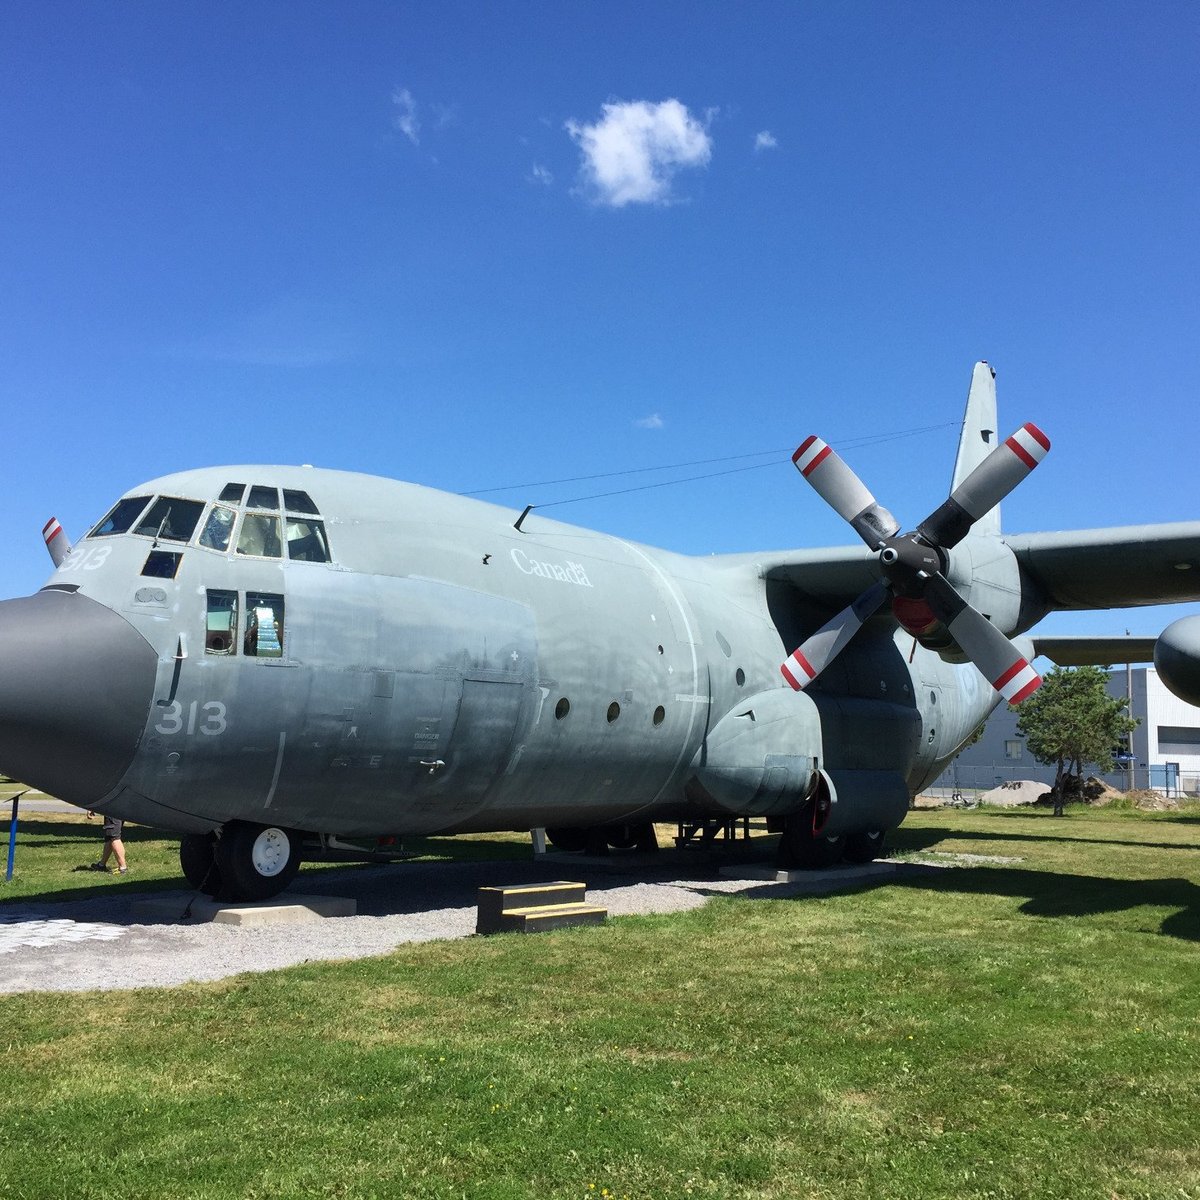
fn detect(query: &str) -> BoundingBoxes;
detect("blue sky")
[2,2,1197,638]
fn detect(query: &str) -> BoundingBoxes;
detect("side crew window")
[236,513,282,558]
[244,592,285,658]
[205,590,238,655]
[89,496,152,537]
[286,518,330,562]
[199,505,237,552]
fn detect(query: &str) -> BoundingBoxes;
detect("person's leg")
[110,837,127,872]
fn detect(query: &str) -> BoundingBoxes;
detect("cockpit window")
[133,497,205,543]
[247,486,279,510]
[219,483,246,504]
[283,489,320,515]
[286,518,330,562]
[142,551,182,579]
[236,513,282,558]
[89,496,152,538]
[199,505,237,552]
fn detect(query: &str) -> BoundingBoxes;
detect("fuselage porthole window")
[286,518,330,562]
[205,590,238,655]
[244,592,285,658]
[88,496,153,538]
[199,505,238,553]
[247,486,280,510]
[236,513,283,558]
[133,497,206,543]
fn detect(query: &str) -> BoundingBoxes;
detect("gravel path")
[1,854,893,995]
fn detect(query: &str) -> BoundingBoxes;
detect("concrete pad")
[132,893,356,926]
[718,859,907,888]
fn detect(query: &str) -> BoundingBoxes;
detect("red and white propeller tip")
[792,436,899,548]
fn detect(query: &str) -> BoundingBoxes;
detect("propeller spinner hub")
[877,534,943,597]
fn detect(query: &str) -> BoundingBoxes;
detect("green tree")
[1014,665,1138,816]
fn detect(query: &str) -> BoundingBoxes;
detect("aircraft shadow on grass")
[891,820,1200,856]
[886,862,1200,943]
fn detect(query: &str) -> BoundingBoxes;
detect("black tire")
[844,829,886,864]
[778,806,846,869]
[214,821,301,902]
[545,827,588,853]
[179,832,222,895]
[606,824,640,850]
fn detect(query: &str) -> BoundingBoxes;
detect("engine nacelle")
[1155,614,1200,706]
[691,688,822,816]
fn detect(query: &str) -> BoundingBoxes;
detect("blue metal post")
[5,792,24,882]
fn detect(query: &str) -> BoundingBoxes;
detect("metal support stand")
[5,791,26,882]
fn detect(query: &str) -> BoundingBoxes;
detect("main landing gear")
[179,821,302,902]
[777,798,886,870]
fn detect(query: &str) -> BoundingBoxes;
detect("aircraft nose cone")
[0,590,157,804]
[1155,614,1200,707]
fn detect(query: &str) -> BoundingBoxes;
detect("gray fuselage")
[0,465,999,839]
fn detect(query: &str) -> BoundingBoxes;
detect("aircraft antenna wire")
[472,420,956,511]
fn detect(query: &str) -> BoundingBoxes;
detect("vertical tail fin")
[950,361,1000,537]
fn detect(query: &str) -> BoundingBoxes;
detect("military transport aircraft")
[3,362,1199,901]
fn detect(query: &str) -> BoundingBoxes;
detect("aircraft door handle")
[419,759,446,775]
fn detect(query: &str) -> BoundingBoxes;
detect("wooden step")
[476,881,606,935]
[498,903,608,934]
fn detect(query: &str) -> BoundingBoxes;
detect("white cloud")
[635,413,665,430]
[528,163,553,186]
[754,130,778,152]
[392,87,420,145]
[566,99,712,207]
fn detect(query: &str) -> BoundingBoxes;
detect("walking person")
[86,811,128,875]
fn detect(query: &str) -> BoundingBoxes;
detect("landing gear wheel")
[844,829,886,864]
[179,832,222,896]
[778,806,846,870]
[606,824,640,850]
[545,827,588,852]
[214,821,301,902]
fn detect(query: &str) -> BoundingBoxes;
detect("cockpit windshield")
[89,496,152,537]
[133,497,206,543]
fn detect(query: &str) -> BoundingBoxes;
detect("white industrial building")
[933,667,1200,797]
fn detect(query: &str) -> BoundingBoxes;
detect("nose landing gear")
[179,821,302,901]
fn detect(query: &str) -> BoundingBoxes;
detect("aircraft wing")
[1008,522,1200,610]
[751,545,879,610]
[1031,634,1156,666]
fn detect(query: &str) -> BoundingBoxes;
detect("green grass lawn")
[1,805,1198,1199]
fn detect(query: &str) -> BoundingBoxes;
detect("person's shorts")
[102,816,124,840]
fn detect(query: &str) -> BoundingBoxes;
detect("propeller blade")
[792,437,900,548]
[923,574,1041,704]
[42,517,71,568]
[918,422,1050,550]
[781,582,890,690]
